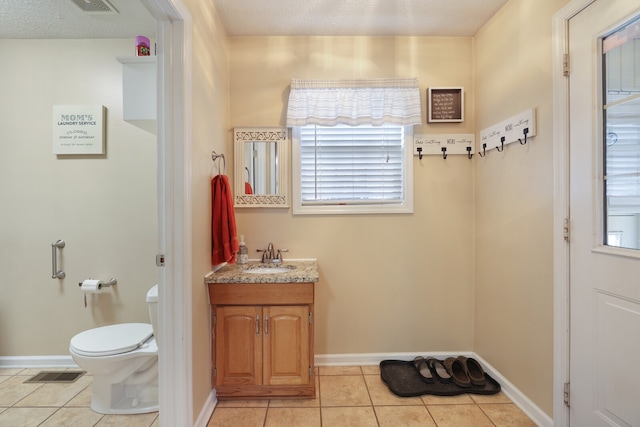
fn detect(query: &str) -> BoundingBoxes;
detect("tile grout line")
[19,371,64,427]
[359,367,381,427]
[263,400,268,427]
[12,372,46,408]
[476,401,507,427]
[419,395,439,426]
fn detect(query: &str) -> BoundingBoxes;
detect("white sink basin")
[245,266,295,274]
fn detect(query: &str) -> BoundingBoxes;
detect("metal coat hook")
[441,147,447,159]
[479,143,486,157]
[519,127,529,145]
[417,147,423,160]
[466,146,473,159]
[496,136,505,152]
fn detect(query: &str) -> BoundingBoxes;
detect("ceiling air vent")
[69,0,118,14]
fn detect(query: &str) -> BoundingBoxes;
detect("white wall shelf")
[116,56,157,134]
[478,108,536,155]
[414,134,475,159]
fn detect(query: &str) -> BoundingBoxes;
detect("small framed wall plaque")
[428,87,464,123]
[52,105,106,155]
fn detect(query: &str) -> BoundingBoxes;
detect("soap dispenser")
[237,235,248,264]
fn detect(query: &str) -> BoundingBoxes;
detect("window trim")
[292,126,414,215]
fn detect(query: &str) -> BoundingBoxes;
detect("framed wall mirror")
[234,127,289,208]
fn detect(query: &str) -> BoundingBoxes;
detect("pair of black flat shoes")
[413,356,486,388]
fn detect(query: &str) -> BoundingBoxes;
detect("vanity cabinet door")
[263,305,310,386]
[215,306,262,386]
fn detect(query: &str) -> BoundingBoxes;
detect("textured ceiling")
[0,0,507,39]
[0,0,156,39]
[213,0,509,37]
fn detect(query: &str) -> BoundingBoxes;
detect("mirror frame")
[234,127,289,208]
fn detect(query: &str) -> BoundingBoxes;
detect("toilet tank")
[146,284,159,344]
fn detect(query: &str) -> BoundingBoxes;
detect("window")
[292,124,413,215]
[286,78,420,215]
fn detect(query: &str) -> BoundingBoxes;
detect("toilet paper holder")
[78,278,117,289]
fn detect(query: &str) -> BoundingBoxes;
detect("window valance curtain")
[286,78,422,127]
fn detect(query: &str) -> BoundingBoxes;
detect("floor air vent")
[24,371,85,384]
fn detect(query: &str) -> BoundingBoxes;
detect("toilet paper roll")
[81,279,103,294]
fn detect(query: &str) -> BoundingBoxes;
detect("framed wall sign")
[52,105,106,155]
[428,87,464,123]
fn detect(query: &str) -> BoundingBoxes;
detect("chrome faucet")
[257,243,288,263]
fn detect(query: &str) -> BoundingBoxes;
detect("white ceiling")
[0,0,156,39]
[214,0,508,37]
[0,0,507,39]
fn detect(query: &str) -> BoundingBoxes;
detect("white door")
[569,1,640,425]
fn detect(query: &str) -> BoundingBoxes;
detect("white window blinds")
[286,78,422,127]
[299,125,405,205]
[605,133,640,214]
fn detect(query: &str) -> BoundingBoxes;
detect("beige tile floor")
[208,366,538,427]
[0,368,158,427]
[0,365,537,426]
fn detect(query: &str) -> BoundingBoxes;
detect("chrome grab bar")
[51,240,65,279]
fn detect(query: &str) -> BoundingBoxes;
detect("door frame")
[141,0,193,425]
[552,1,595,426]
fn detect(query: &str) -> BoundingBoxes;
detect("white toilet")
[69,284,159,414]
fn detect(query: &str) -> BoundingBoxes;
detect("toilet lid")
[70,323,153,357]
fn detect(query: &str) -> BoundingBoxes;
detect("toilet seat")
[70,323,153,357]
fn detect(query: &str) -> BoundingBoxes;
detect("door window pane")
[603,17,640,249]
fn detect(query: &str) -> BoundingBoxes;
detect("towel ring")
[211,151,226,174]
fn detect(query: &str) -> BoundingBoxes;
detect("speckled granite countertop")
[204,259,318,284]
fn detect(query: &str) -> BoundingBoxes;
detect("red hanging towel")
[244,181,253,194]
[211,174,238,266]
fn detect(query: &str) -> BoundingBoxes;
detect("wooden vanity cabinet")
[209,283,315,399]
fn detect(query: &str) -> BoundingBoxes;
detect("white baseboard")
[314,351,474,366]
[472,354,552,427]
[194,389,217,427]
[0,355,78,369]
[315,352,552,427]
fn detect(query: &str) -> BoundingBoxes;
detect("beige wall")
[229,37,476,355]
[473,0,570,417]
[0,39,157,355]
[182,0,230,419]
